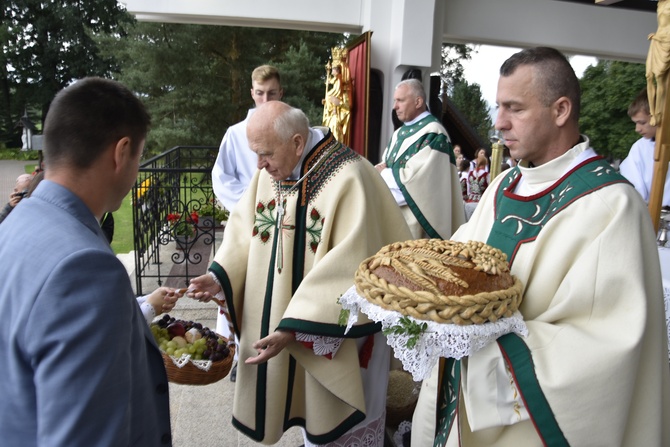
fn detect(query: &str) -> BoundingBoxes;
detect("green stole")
[385,115,454,239]
[434,157,626,446]
[384,115,454,167]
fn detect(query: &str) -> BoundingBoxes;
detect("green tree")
[102,22,344,154]
[277,40,344,126]
[450,80,492,146]
[100,22,235,153]
[1,0,133,146]
[440,44,475,93]
[579,60,646,160]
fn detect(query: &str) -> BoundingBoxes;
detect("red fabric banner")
[347,33,370,157]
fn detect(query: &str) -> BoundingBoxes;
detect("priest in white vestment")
[413,47,670,447]
[376,79,465,240]
[190,101,412,446]
[211,65,284,375]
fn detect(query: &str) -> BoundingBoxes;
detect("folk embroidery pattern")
[306,207,325,253]
[488,158,627,263]
[252,199,278,243]
[501,184,574,235]
[500,163,619,236]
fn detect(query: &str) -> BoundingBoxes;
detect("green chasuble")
[413,141,670,447]
[382,113,465,239]
[211,129,412,444]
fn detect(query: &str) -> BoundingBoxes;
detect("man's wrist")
[208,271,223,290]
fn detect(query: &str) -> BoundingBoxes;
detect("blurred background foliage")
[1,1,646,162]
[579,60,647,161]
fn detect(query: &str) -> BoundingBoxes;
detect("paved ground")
[1,160,405,446]
[163,305,304,447]
[1,160,304,446]
[140,245,304,447]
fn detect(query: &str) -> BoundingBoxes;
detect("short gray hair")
[396,79,426,103]
[274,105,310,142]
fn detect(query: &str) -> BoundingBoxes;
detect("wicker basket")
[386,370,420,427]
[161,338,235,385]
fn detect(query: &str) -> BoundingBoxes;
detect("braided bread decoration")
[354,239,523,325]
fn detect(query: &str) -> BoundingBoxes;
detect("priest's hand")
[246,330,295,365]
[374,162,387,172]
[187,273,221,302]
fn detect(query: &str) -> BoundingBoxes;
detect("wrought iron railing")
[132,145,221,294]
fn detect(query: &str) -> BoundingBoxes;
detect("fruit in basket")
[185,327,202,343]
[167,321,186,337]
[151,314,230,362]
[171,336,188,348]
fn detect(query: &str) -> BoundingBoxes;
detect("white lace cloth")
[392,421,412,447]
[339,285,528,381]
[303,410,385,447]
[167,353,215,372]
[295,332,343,357]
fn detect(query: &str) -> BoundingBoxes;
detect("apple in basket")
[151,314,230,362]
[167,321,186,338]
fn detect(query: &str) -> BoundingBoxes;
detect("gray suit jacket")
[0,180,171,446]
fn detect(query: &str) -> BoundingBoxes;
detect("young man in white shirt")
[212,65,283,213]
[211,65,283,381]
[619,88,670,206]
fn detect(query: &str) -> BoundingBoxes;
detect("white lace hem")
[166,353,215,372]
[392,421,412,447]
[295,332,343,357]
[339,285,528,381]
[303,410,386,447]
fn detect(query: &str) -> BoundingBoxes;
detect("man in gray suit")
[0,78,172,446]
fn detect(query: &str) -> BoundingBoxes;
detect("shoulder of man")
[420,115,448,134]
[313,125,330,136]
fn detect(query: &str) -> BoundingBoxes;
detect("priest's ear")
[415,95,426,111]
[553,96,572,127]
[291,133,305,156]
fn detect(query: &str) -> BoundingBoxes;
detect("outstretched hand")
[245,330,295,365]
[187,274,221,302]
[146,287,183,316]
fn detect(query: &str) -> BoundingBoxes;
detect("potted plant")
[198,201,229,229]
[168,211,199,249]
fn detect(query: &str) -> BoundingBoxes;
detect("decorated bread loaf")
[354,239,523,325]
